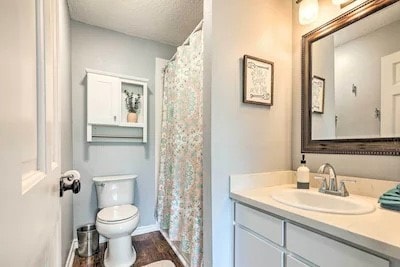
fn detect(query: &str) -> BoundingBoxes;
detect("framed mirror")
[302,0,400,155]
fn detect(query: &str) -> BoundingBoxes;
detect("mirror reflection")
[311,2,400,140]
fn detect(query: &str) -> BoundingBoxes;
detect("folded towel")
[379,199,400,205]
[382,188,400,196]
[380,196,400,201]
[379,185,400,211]
[381,203,400,212]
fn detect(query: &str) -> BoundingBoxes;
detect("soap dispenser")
[297,154,310,189]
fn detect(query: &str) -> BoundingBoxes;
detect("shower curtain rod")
[168,19,204,63]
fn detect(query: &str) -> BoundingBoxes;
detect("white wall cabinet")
[234,202,390,267]
[86,69,148,143]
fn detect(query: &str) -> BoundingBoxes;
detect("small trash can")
[77,224,99,257]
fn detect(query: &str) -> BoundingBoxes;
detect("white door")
[381,50,400,137]
[0,0,62,266]
[87,73,121,125]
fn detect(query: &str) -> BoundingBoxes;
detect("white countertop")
[230,181,400,261]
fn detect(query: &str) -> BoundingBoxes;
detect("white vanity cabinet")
[286,223,389,267]
[235,226,283,267]
[234,203,285,267]
[86,69,148,143]
[286,255,311,267]
[235,203,284,267]
[234,202,390,267]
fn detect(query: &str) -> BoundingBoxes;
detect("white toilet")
[93,174,140,267]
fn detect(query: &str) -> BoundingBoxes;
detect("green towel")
[379,185,400,211]
[379,196,400,201]
[382,188,400,196]
[379,199,400,205]
[381,203,400,212]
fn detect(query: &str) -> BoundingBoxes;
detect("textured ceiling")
[67,0,203,46]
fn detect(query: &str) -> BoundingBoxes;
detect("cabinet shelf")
[118,122,145,128]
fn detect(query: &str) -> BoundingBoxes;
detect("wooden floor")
[72,231,183,267]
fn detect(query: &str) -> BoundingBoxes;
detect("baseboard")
[65,239,77,267]
[132,224,159,236]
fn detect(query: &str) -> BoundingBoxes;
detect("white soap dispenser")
[297,154,310,189]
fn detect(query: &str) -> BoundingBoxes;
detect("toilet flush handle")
[99,183,105,187]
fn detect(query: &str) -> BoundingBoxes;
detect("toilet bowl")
[96,204,139,267]
[93,175,139,267]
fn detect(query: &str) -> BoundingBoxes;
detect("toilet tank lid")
[93,174,138,183]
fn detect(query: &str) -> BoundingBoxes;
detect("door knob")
[60,170,81,197]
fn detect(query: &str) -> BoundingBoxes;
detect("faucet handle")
[339,179,356,197]
[314,175,328,192]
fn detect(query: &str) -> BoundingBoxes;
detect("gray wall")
[59,0,73,264]
[203,0,293,266]
[312,35,336,139]
[71,21,176,233]
[292,0,400,180]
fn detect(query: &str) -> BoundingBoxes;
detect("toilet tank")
[93,174,137,209]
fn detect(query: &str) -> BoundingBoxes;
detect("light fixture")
[334,0,357,8]
[332,0,350,5]
[297,0,319,25]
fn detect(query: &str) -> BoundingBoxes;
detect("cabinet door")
[286,223,389,267]
[286,255,312,267]
[235,225,283,267]
[87,73,120,125]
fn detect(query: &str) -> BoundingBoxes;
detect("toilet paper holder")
[60,170,81,197]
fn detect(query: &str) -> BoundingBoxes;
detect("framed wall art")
[311,75,325,114]
[243,55,274,106]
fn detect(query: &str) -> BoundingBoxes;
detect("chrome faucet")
[315,163,355,197]
[318,163,338,191]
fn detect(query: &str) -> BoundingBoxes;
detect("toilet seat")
[97,204,138,224]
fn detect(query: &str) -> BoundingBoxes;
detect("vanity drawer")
[235,203,283,246]
[286,223,389,267]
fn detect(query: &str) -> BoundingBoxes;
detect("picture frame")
[311,75,325,114]
[243,55,274,106]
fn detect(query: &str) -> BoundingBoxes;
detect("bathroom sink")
[271,189,375,215]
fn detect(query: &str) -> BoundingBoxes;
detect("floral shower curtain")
[157,30,203,267]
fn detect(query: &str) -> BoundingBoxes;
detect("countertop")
[230,183,400,260]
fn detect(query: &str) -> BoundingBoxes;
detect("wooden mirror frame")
[301,0,400,156]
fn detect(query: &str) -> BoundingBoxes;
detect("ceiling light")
[332,0,350,5]
[298,0,319,25]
